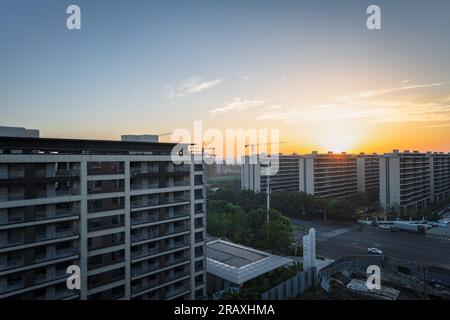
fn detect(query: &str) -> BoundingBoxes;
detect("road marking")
[320,227,353,241]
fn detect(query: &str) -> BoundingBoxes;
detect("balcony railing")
[131,199,159,209]
[131,262,159,277]
[131,182,159,191]
[131,246,159,259]
[131,230,159,242]
[165,283,190,299]
[132,279,159,294]
[131,167,159,175]
[1,230,78,249]
[131,213,159,225]
[7,171,25,179]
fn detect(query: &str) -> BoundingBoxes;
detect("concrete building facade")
[241,155,300,193]
[379,150,432,215]
[429,152,450,203]
[0,137,206,300]
[356,153,380,195]
[299,152,358,199]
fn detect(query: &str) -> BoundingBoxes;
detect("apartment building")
[379,150,432,215]
[299,152,358,199]
[356,153,380,195]
[0,136,206,300]
[429,152,450,203]
[241,155,300,193]
[0,126,39,139]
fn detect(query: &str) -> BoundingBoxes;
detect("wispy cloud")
[167,76,222,99]
[257,81,449,124]
[420,123,450,129]
[337,82,443,101]
[235,72,249,81]
[210,97,267,116]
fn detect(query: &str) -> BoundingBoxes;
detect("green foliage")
[264,217,293,254]
[207,199,294,254]
[271,191,325,217]
[206,200,249,243]
[207,188,361,255]
[326,199,356,221]
[221,263,303,299]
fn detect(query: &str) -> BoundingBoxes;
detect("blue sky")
[1,0,449,153]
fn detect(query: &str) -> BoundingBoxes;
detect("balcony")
[131,245,159,259]
[168,223,189,235]
[88,181,124,195]
[1,280,24,294]
[35,169,80,178]
[131,181,159,191]
[7,193,25,201]
[33,247,79,264]
[131,166,159,175]
[131,212,159,225]
[165,283,190,299]
[88,233,124,250]
[167,254,190,266]
[87,162,124,176]
[1,228,78,249]
[132,278,159,294]
[131,199,159,209]
[0,258,23,270]
[0,208,79,227]
[168,179,190,188]
[131,229,159,242]
[1,272,68,295]
[7,170,25,179]
[55,169,80,177]
[131,262,160,277]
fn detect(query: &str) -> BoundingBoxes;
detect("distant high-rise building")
[299,152,358,199]
[0,136,206,300]
[0,126,39,138]
[356,153,380,195]
[241,155,300,193]
[428,152,450,203]
[379,150,432,215]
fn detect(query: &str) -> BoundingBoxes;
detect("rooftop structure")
[206,239,293,285]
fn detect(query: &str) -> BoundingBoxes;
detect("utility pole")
[266,167,271,223]
[244,142,286,223]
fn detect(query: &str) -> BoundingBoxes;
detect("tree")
[207,200,249,243]
[326,199,356,221]
[264,216,293,254]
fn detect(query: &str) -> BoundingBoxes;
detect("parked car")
[379,225,391,230]
[368,247,383,255]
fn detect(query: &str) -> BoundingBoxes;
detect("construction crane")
[190,143,216,158]
[244,141,286,223]
[244,141,286,157]
[159,132,215,155]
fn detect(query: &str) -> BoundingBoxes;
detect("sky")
[0,0,449,156]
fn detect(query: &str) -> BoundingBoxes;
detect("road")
[291,218,450,266]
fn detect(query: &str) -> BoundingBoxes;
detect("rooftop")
[0,136,179,155]
[206,239,294,284]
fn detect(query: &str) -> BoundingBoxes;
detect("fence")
[261,267,317,300]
